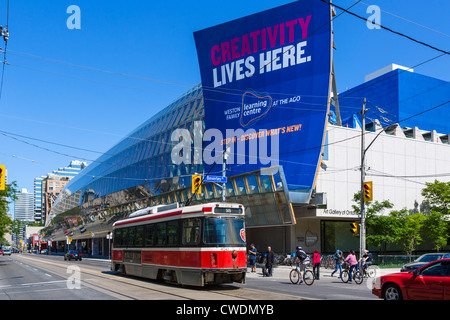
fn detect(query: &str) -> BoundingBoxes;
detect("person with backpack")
[358,249,373,275]
[295,246,310,283]
[331,249,343,278]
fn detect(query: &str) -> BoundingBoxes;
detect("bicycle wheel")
[289,269,300,284]
[367,266,376,278]
[354,271,363,285]
[303,269,315,286]
[341,270,349,283]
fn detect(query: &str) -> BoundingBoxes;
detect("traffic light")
[0,165,5,191]
[350,222,358,235]
[363,181,373,202]
[192,174,202,194]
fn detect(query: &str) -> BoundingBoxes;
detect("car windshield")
[203,217,245,245]
[415,254,443,263]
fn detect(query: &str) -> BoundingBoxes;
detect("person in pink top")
[344,250,358,282]
[313,249,321,280]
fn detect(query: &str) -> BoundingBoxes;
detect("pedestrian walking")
[248,243,257,273]
[344,250,358,282]
[313,249,321,280]
[265,246,275,277]
[331,249,343,278]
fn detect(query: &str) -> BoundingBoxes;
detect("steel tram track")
[12,254,268,300]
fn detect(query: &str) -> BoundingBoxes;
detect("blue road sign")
[204,175,227,183]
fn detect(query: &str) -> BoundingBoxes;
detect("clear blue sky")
[1,0,449,215]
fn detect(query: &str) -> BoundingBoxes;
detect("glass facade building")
[45,84,295,251]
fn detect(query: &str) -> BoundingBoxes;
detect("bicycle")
[289,262,315,286]
[326,256,336,269]
[340,262,363,284]
[360,262,377,278]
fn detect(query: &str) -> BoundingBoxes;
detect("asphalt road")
[0,253,398,301]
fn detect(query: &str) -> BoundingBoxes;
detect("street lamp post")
[360,100,394,257]
[360,98,368,257]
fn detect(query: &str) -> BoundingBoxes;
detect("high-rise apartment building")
[34,160,87,223]
[14,188,34,222]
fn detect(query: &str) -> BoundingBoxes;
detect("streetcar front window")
[203,217,245,245]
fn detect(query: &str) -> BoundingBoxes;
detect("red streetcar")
[111,202,247,286]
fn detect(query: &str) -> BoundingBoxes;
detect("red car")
[372,258,450,300]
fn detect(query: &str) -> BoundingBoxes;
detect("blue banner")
[194,0,332,202]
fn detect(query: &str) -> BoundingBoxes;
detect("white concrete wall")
[315,124,450,217]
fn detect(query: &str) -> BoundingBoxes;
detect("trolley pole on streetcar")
[360,98,368,258]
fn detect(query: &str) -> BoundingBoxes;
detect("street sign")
[203,175,227,183]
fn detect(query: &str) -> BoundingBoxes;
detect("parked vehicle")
[373,258,450,300]
[400,253,450,272]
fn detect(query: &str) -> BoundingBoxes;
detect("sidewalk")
[246,264,401,280]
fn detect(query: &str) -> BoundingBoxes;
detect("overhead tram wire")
[320,0,450,57]
[274,99,450,157]
[4,53,367,106]
[352,0,450,40]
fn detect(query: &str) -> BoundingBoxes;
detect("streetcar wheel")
[354,271,363,285]
[289,269,300,284]
[303,270,315,286]
[341,270,349,283]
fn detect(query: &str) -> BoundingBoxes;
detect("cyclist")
[294,246,310,283]
[344,250,358,282]
[358,249,373,275]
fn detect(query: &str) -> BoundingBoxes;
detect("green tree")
[390,209,426,258]
[0,181,18,241]
[421,180,450,215]
[423,211,448,252]
[351,191,394,253]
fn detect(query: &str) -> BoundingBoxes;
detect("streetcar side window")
[121,228,129,247]
[155,223,166,246]
[167,221,179,246]
[182,219,200,245]
[114,229,122,248]
[135,226,144,247]
[144,224,154,247]
[128,227,136,247]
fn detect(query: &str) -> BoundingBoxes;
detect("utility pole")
[222,144,230,202]
[360,98,368,257]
